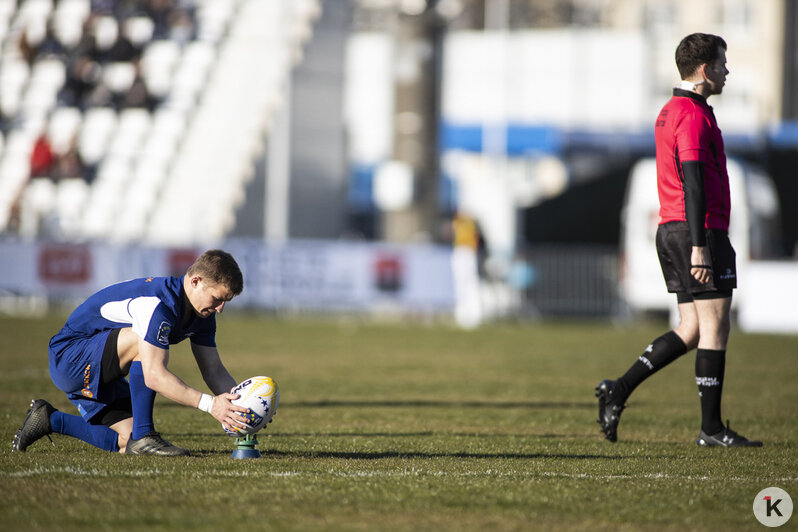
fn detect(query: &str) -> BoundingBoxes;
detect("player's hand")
[210,392,250,432]
[690,246,712,285]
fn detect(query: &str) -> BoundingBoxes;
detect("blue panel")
[347,164,376,212]
[768,122,798,148]
[439,122,564,155]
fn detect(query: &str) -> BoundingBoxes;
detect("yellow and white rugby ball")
[224,376,279,436]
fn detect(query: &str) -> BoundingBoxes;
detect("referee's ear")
[698,63,709,80]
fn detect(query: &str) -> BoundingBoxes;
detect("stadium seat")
[0,14,9,43]
[54,177,88,238]
[54,0,89,20]
[51,0,89,49]
[19,178,56,239]
[102,62,137,95]
[78,108,117,166]
[47,107,82,155]
[0,152,32,231]
[0,59,30,118]
[0,1,16,26]
[79,177,125,239]
[196,1,236,43]
[113,158,169,242]
[148,107,186,152]
[21,72,62,117]
[168,41,215,110]
[17,0,53,29]
[95,154,132,187]
[31,59,66,89]
[107,108,151,160]
[123,16,154,48]
[141,40,181,99]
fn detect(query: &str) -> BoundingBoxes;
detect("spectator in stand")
[167,7,197,45]
[59,54,101,110]
[146,0,175,40]
[30,134,56,178]
[54,145,88,181]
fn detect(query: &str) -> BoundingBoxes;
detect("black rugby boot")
[696,420,763,447]
[125,431,190,456]
[595,379,626,442]
[12,399,57,452]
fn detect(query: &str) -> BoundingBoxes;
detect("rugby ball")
[224,376,279,436]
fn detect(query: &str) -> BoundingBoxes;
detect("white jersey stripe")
[100,296,164,340]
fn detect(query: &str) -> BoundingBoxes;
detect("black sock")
[614,331,688,402]
[695,348,725,435]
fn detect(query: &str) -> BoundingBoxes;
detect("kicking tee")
[654,88,730,231]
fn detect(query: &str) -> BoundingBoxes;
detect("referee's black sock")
[613,331,688,403]
[695,348,726,435]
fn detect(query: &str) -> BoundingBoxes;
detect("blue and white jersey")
[52,276,216,349]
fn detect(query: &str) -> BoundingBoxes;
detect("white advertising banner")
[737,262,798,334]
[0,239,458,315]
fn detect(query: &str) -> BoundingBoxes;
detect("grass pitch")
[1,314,796,531]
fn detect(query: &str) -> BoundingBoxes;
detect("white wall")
[442,30,649,131]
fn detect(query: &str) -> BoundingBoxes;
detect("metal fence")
[521,245,623,317]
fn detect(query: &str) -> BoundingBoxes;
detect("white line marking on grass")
[6,466,169,478]
[539,471,798,483]
[6,467,797,484]
[3,467,302,479]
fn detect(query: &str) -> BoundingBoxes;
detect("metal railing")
[521,245,623,317]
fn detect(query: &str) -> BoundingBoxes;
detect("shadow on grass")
[181,431,584,440]
[287,400,594,410]
[192,448,624,461]
[156,400,594,412]
[158,400,594,410]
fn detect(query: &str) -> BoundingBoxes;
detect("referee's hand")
[690,246,712,284]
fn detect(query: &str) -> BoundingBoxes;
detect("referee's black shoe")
[696,421,763,447]
[595,379,625,442]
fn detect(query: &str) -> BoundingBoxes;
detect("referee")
[595,33,761,447]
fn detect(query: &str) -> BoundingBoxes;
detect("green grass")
[1,314,796,531]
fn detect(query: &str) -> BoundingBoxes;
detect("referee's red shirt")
[654,88,730,231]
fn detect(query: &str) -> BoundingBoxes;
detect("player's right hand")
[211,392,250,432]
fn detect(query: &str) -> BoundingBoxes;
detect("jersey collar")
[673,88,708,105]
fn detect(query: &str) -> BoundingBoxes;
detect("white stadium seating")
[0,0,321,242]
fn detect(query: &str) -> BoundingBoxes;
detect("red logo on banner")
[169,249,198,277]
[38,245,91,283]
[374,254,403,293]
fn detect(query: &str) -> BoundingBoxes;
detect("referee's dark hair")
[675,33,727,80]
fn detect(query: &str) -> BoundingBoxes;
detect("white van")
[619,157,782,315]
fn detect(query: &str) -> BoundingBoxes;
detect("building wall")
[581,0,786,127]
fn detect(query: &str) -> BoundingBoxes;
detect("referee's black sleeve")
[681,161,707,247]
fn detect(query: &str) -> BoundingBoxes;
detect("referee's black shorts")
[655,221,736,302]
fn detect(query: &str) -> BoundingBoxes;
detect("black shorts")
[655,221,737,297]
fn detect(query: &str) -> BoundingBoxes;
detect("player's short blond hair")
[187,249,244,295]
